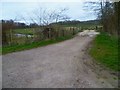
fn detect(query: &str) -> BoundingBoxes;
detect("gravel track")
[2,31,118,88]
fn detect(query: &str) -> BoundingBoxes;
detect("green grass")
[90,33,119,71]
[2,35,73,55]
[12,24,100,35]
[58,23,101,30]
[12,28,34,35]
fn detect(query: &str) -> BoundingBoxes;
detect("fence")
[5,26,81,46]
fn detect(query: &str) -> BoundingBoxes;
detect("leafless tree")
[84,0,119,36]
[29,7,70,26]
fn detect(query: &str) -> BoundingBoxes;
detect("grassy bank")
[90,33,119,71]
[2,35,73,55]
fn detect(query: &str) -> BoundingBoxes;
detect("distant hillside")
[80,20,100,25]
[50,20,100,26]
[50,20,101,29]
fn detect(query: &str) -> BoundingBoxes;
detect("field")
[57,24,101,31]
[90,33,119,71]
[12,28,35,35]
[12,22,101,35]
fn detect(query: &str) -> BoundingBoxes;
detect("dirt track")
[2,31,118,88]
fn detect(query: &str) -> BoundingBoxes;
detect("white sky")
[0,0,101,2]
[0,0,101,23]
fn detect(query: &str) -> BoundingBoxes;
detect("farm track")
[2,31,118,88]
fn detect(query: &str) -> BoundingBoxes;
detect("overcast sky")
[0,0,100,23]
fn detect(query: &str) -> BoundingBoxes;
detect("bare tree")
[29,7,70,26]
[84,0,119,36]
[53,8,70,23]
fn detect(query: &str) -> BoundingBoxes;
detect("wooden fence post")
[73,28,75,35]
[96,26,98,31]
[62,30,64,37]
[9,29,13,45]
[57,30,59,37]
[70,27,72,35]
[25,34,29,44]
[8,30,12,46]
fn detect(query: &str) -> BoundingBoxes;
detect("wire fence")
[5,26,81,46]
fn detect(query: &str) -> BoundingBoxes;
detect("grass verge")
[2,35,73,55]
[89,33,119,71]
